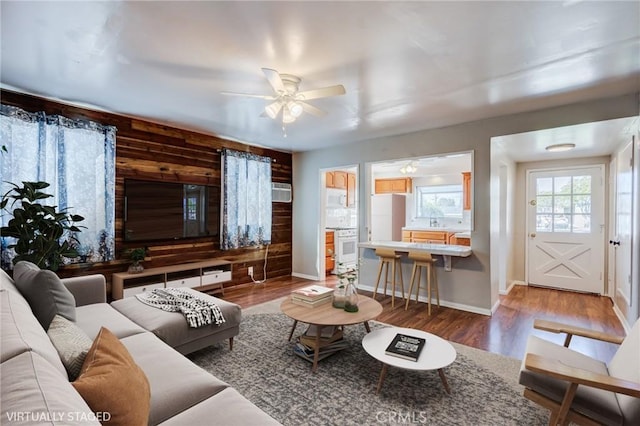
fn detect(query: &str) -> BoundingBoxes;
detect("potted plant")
[126,247,147,274]
[0,181,84,271]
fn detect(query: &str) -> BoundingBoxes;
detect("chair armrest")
[61,274,107,306]
[525,353,640,398]
[534,319,624,345]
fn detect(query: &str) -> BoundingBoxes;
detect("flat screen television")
[124,179,220,242]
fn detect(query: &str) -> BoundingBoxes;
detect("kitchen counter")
[402,226,470,233]
[359,241,471,271]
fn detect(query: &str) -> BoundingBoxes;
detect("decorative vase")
[343,279,359,312]
[128,261,144,274]
[332,284,346,308]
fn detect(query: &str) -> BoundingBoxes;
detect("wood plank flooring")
[222,275,626,362]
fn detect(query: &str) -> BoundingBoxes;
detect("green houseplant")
[0,181,85,271]
[126,247,147,274]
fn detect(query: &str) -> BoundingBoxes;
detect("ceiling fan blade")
[300,101,327,117]
[220,91,276,100]
[296,84,346,101]
[262,68,286,94]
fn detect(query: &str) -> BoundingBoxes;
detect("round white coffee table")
[362,326,457,394]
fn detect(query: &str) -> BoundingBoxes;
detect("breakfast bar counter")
[359,241,471,271]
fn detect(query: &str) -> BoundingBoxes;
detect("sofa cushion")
[121,332,229,425]
[13,261,76,330]
[158,387,282,426]
[111,289,241,350]
[0,289,68,377]
[519,335,622,425]
[47,314,93,380]
[1,351,98,426]
[75,303,147,340]
[72,327,151,426]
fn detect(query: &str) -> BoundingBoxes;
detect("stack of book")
[293,325,348,362]
[290,285,334,308]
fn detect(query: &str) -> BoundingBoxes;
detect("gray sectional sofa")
[0,267,281,425]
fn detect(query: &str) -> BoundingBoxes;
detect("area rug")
[189,302,549,425]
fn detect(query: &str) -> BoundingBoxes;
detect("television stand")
[112,259,233,300]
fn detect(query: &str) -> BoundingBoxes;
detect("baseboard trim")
[357,284,492,316]
[612,304,633,333]
[291,272,320,281]
[500,280,525,295]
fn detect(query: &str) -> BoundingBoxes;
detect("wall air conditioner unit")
[272,182,292,203]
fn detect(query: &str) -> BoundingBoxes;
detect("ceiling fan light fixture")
[400,162,417,174]
[287,101,303,118]
[264,102,281,119]
[282,109,296,124]
[545,143,576,152]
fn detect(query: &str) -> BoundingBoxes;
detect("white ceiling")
[1,1,639,154]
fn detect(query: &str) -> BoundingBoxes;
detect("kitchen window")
[415,184,463,219]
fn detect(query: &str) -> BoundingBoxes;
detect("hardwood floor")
[222,275,626,362]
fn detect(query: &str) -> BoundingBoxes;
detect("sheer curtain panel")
[0,105,116,269]
[221,149,272,250]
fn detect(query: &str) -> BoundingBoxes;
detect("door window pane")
[535,175,592,233]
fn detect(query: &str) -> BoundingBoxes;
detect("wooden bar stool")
[373,248,405,308]
[405,250,440,314]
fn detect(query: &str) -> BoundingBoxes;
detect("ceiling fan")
[221,68,346,125]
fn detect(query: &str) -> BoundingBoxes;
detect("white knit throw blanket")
[135,288,226,328]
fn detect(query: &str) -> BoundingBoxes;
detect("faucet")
[429,217,439,228]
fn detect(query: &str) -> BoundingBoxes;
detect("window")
[415,184,463,219]
[535,175,591,233]
[0,105,116,269]
[221,149,272,249]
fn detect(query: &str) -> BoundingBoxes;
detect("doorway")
[321,166,358,277]
[525,165,605,294]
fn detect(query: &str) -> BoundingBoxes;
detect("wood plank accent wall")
[1,89,293,297]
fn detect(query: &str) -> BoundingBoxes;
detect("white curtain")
[0,105,116,269]
[221,149,272,249]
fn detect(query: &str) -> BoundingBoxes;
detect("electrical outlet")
[248,266,254,276]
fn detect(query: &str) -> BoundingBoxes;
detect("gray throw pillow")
[47,314,93,380]
[13,261,76,330]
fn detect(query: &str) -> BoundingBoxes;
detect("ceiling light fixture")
[287,101,303,118]
[545,143,576,152]
[400,162,417,174]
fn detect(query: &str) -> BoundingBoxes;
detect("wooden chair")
[404,250,439,314]
[372,248,405,308]
[519,318,640,426]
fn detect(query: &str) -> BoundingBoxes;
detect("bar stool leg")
[433,263,440,309]
[405,263,418,310]
[373,260,385,300]
[390,260,396,308]
[383,261,389,299]
[397,258,405,301]
[427,263,432,315]
[414,265,422,304]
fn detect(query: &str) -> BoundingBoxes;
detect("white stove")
[329,228,358,273]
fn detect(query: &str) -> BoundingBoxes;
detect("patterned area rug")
[189,309,548,425]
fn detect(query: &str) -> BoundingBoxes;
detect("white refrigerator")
[370,194,406,241]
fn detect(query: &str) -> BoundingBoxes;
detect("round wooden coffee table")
[362,326,457,394]
[280,295,383,372]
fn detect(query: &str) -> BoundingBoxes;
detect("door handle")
[530,233,536,238]
[609,240,621,246]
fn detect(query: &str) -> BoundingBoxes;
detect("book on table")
[299,326,343,348]
[291,285,334,301]
[384,333,426,362]
[293,338,348,362]
[290,293,332,308]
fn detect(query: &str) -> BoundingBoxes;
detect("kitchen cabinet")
[326,171,335,188]
[462,172,471,210]
[402,230,450,244]
[374,178,412,194]
[333,171,348,189]
[325,231,335,274]
[346,172,356,207]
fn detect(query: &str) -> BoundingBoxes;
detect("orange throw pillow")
[72,327,150,426]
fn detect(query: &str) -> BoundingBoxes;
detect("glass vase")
[343,279,359,312]
[332,283,346,308]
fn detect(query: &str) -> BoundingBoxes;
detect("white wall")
[292,93,639,312]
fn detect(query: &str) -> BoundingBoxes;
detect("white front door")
[614,141,633,306]
[527,166,605,294]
